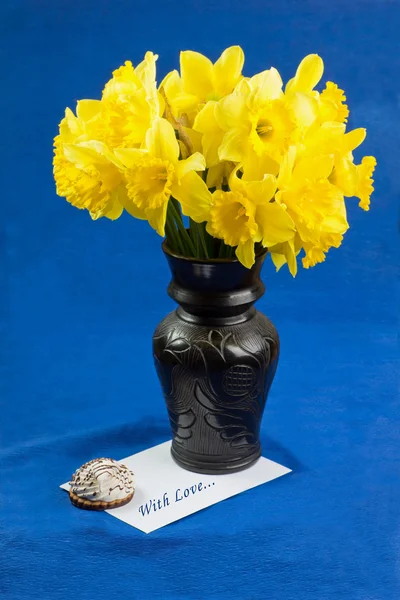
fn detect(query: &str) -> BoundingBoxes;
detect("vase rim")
[162,240,268,265]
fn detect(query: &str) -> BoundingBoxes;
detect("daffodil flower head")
[101,52,164,148]
[53,103,126,220]
[274,146,350,270]
[215,67,293,164]
[54,139,126,220]
[161,46,245,125]
[208,164,295,268]
[115,118,212,236]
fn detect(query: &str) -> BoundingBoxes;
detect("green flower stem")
[189,218,201,257]
[169,199,196,256]
[166,204,186,255]
[165,221,176,252]
[218,240,226,258]
[196,222,209,259]
[204,223,215,257]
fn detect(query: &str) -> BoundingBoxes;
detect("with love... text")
[138,481,215,517]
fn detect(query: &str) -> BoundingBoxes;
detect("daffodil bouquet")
[54,47,376,275]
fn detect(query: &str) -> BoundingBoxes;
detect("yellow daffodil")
[114,118,212,236]
[53,104,125,220]
[54,138,126,220]
[101,52,164,148]
[161,46,244,125]
[299,122,376,208]
[215,69,293,164]
[215,58,321,165]
[274,146,349,272]
[53,49,376,273]
[285,54,348,124]
[207,189,259,267]
[208,165,295,268]
[331,155,377,211]
[305,124,377,210]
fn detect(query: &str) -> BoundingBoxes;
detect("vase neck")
[164,248,266,322]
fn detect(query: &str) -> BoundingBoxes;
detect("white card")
[60,440,291,534]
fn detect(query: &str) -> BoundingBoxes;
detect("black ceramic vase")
[153,243,280,474]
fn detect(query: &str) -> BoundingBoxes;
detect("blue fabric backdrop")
[1,1,399,598]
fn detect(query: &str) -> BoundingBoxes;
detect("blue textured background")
[1,1,399,598]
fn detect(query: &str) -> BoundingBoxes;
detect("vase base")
[171,443,262,475]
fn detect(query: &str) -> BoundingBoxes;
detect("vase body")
[153,245,279,474]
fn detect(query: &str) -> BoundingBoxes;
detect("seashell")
[68,458,135,511]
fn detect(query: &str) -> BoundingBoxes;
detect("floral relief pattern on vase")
[153,310,279,474]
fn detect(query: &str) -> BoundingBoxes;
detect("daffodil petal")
[239,175,277,206]
[235,78,252,97]
[193,103,223,164]
[160,69,192,118]
[290,92,318,128]
[122,198,148,220]
[284,239,298,277]
[242,151,279,180]
[115,183,147,220]
[104,186,125,220]
[171,171,212,223]
[219,128,248,162]
[64,107,80,136]
[269,239,298,276]
[228,164,245,193]
[72,140,126,170]
[343,128,366,153]
[330,158,359,196]
[135,51,158,94]
[215,93,247,131]
[277,146,296,189]
[322,211,349,234]
[257,202,295,247]
[213,46,245,96]
[180,50,213,99]
[146,201,169,237]
[286,54,324,94]
[176,152,206,179]
[270,250,287,271]
[160,69,181,93]
[293,154,334,183]
[63,142,111,169]
[248,67,283,106]
[114,148,148,168]
[193,101,218,133]
[201,131,224,166]
[145,118,179,162]
[235,239,255,269]
[181,126,203,154]
[76,100,102,121]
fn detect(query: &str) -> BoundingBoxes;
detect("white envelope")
[60,440,291,534]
